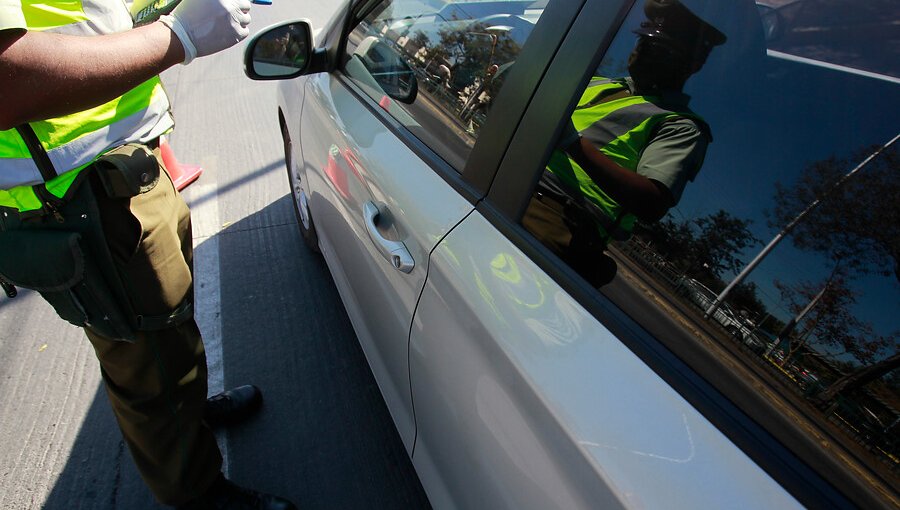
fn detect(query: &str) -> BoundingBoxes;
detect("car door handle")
[364,201,415,273]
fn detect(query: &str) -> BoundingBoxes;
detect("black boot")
[177,474,297,510]
[204,385,263,428]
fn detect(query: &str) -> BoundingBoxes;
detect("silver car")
[244,0,899,508]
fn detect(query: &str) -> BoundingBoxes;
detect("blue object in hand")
[250,0,272,4]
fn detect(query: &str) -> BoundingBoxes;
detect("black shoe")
[203,385,263,428]
[177,474,297,510]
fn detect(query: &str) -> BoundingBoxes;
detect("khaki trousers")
[82,152,221,506]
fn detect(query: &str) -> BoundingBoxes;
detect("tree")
[444,24,518,114]
[769,145,899,282]
[636,209,759,282]
[774,270,891,366]
[409,31,432,58]
[728,280,767,320]
[689,211,760,279]
[406,21,519,129]
[634,216,695,262]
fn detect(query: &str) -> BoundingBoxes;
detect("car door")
[298,49,469,453]
[409,0,898,508]
[297,0,568,451]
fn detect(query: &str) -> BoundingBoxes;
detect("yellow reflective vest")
[547,78,707,245]
[0,0,174,215]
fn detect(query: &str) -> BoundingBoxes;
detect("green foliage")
[775,271,894,365]
[636,209,759,281]
[728,280,768,320]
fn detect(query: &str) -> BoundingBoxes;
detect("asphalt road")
[0,2,431,509]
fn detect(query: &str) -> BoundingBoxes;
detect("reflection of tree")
[769,145,899,283]
[774,269,891,367]
[727,280,769,326]
[636,210,759,283]
[408,21,520,131]
[769,144,900,404]
[692,212,760,278]
[707,137,897,319]
[409,31,431,55]
[633,211,768,320]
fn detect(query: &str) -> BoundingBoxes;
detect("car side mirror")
[244,20,324,80]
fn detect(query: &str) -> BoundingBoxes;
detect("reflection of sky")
[599,4,899,345]
[387,1,898,350]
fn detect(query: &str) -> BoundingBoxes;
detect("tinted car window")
[344,0,547,171]
[522,0,898,502]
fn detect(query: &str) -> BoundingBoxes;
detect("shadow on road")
[42,385,162,510]
[43,194,430,510]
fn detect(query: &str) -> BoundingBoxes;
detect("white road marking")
[182,162,230,475]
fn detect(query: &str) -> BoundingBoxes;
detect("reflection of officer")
[286,27,307,66]
[524,0,726,287]
[264,27,303,64]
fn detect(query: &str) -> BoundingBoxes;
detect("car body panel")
[297,72,474,449]
[409,211,802,509]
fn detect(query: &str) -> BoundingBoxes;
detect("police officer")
[0,0,296,508]
[524,0,727,287]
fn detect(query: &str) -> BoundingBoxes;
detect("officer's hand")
[159,0,251,65]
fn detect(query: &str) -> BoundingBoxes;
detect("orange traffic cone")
[159,135,203,191]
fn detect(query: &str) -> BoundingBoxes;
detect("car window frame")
[330,0,588,203]
[481,0,882,508]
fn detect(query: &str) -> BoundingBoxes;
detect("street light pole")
[764,279,829,357]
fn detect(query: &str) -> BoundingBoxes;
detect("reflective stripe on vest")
[23,1,133,35]
[547,79,702,244]
[0,0,173,214]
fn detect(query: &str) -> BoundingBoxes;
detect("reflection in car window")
[757,0,899,80]
[344,0,546,171]
[522,0,899,502]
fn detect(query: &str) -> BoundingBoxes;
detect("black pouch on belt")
[0,229,138,341]
[93,143,160,198]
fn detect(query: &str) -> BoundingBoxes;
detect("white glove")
[159,0,251,65]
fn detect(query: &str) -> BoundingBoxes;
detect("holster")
[0,143,189,342]
[0,229,138,340]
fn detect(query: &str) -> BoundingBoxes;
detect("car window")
[343,0,548,171]
[520,0,899,502]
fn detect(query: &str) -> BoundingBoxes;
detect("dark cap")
[634,0,727,63]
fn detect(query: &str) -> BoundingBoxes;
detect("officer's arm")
[565,137,674,222]
[0,25,185,131]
